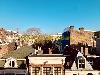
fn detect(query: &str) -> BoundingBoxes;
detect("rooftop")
[29,54,67,57]
[2,46,34,59]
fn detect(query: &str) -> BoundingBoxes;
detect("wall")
[96,38,100,54]
[70,29,94,46]
[28,56,65,65]
[65,70,100,75]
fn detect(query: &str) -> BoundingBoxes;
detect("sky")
[0,0,100,34]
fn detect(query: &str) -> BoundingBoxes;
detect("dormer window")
[9,61,11,66]
[78,58,85,68]
[12,61,15,67]
[4,57,18,68]
[9,61,15,67]
[71,52,93,70]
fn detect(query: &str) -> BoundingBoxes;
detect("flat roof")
[29,54,67,57]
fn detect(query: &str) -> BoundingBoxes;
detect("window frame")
[43,67,51,75]
[32,67,40,75]
[78,58,85,69]
[54,67,61,75]
[9,60,15,68]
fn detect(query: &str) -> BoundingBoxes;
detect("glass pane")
[47,68,50,70]
[79,64,85,68]
[12,61,15,67]
[82,64,85,68]
[58,68,61,71]
[79,59,85,63]
[54,68,57,70]
[32,67,40,73]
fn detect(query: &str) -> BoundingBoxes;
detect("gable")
[71,51,93,71]
[4,57,18,68]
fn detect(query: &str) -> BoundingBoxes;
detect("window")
[79,59,85,63]
[73,74,77,75]
[43,67,51,75]
[88,60,93,66]
[79,59,85,68]
[54,67,61,75]
[32,67,40,75]
[9,61,15,67]
[16,74,25,75]
[87,73,93,75]
[12,61,15,67]
[9,61,11,66]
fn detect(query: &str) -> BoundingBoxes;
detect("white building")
[65,52,100,75]
[28,54,66,75]
[0,57,27,75]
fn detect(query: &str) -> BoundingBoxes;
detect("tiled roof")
[0,60,26,68]
[0,46,34,68]
[2,46,35,59]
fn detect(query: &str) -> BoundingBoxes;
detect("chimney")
[79,27,84,32]
[69,26,74,30]
[85,48,88,56]
[48,48,52,54]
[81,47,84,54]
[38,46,41,51]
[35,49,38,54]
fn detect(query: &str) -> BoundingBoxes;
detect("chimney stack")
[81,47,84,54]
[69,26,74,30]
[48,48,52,54]
[79,27,84,32]
[85,48,88,56]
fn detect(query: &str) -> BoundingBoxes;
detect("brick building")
[62,26,94,46]
[61,26,95,53]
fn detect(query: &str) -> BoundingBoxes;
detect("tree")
[26,27,42,35]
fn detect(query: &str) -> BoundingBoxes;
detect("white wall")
[65,70,100,75]
[29,56,65,65]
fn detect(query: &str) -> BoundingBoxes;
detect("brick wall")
[0,44,8,58]
[70,29,95,46]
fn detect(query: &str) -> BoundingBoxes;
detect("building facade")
[61,26,94,49]
[28,54,66,75]
[0,57,27,75]
[65,52,100,75]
